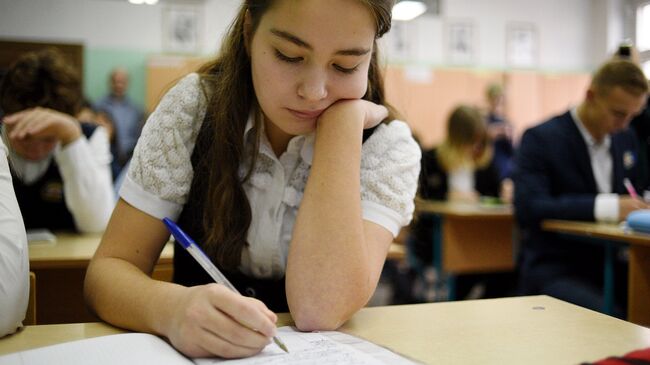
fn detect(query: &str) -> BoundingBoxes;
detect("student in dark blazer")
[513,60,649,317]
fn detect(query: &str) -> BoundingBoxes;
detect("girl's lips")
[288,108,324,120]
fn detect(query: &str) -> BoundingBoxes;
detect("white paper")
[25,229,56,245]
[0,333,192,365]
[0,327,418,365]
[199,327,416,365]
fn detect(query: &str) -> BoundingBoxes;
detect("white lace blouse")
[121,73,421,279]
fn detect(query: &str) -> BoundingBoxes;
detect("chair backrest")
[24,272,36,325]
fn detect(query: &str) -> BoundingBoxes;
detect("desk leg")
[432,216,455,301]
[603,243,615,316]
[628,246,650,326]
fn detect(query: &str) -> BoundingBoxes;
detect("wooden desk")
[543,220,650,327]
[29,233,174,324]
[2,296,649,364]
[415,200,515,299]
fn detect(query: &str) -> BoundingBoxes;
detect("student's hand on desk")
[167,283,278,359]
[619,196,650,221]
[4,107,82,146]
[499,178,514,204]
[319,99,388,130]
[447,190,480,203]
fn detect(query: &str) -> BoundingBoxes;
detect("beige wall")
[384,66,590,149]
[384,67,503,147]
[145,55,590,149]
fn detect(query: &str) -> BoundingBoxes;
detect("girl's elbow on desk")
[290,306,350,332]
[288,283,370,332]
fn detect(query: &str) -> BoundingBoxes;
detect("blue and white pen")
[162,217,288,353]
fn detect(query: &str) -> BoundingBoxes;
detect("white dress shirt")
[2,126,115,233]
[448,165,475,193]
[571,108,619,222]
[0,138,29,336]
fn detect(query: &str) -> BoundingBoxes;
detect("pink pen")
[623,178,639,199]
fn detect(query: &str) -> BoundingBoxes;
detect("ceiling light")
[392,1,427,21]
[128,0,158,5]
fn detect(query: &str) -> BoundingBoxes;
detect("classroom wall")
[0,0,637,144]
[382,0,629,71]
[0,0,239,109]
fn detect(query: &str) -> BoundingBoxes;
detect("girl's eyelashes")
[274,49,360,74]
[275,49,302,63]
[333,64,359,74]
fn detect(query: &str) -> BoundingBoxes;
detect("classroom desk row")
[28,233,408,324]
[28,234,174,324]
[415,200,650,327]
[1,296,649,365]
[26,203,650,327]
[413,200,515,300]
[542,220,650,327]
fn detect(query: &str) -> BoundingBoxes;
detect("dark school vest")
[9,123,98,231]
[174,119,378,313]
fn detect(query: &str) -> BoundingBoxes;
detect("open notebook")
[0,326,419,365]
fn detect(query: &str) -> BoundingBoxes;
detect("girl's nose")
[297,69,328,101]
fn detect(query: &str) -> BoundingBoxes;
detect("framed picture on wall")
[446,20,475,65]
[383,21,415,63]
[506,23,538,68]
[162,5,201,54]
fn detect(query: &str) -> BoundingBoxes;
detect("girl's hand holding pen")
[166,284,278,359]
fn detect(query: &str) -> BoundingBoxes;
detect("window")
[638,2,650,51]
[637,2,650,78]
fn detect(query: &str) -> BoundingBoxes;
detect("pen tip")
[273,336,289,353]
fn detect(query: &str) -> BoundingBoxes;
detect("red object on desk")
[583,347,650,365]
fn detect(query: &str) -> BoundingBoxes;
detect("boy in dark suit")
[513,59,649,317]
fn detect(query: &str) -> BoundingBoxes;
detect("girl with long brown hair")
[85,0,420,359]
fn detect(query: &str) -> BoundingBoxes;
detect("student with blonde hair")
[407,104,511,302]
[419,104,502,203]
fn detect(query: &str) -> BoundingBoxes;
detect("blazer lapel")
[611,142,623,194]
[564,113,598,192]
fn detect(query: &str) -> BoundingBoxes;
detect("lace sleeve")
[121,73,208,219]
[360,120,421,236]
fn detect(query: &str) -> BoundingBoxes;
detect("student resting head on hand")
[84,0,421,360]
[0,48,114,233]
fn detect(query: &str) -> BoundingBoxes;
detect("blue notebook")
[626,209,650,234]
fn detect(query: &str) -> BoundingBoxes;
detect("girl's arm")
[84,199,277,358]
[286,100,395,330]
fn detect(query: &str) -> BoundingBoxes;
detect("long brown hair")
[194,0,395,270]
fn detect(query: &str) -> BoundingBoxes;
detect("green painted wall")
[83,48,151,109]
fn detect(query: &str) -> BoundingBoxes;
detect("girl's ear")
[243,10,253,56]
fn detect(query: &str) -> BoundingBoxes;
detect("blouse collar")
[243,113,315,166]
